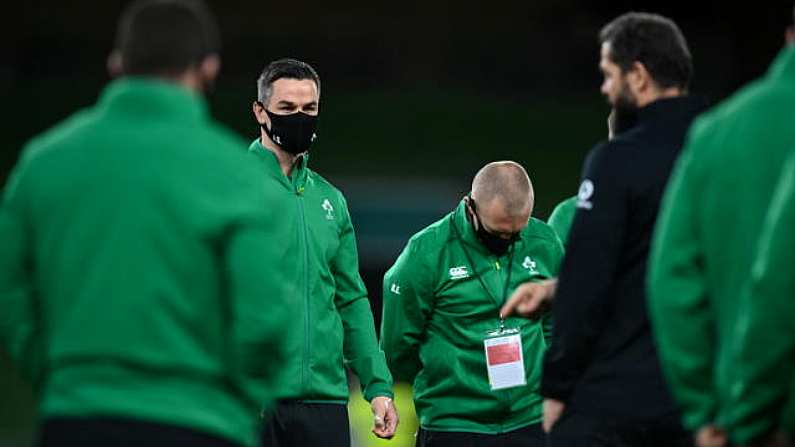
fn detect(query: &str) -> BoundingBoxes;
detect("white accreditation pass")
[483,327,526,390]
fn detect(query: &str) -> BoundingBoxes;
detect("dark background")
[1,1,792,445]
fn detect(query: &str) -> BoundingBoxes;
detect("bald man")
[380,161,564,447]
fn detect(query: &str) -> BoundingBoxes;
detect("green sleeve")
[226,223,295,412]
[380,236,434,383]
[0,152,41,383]
[728,155,795,443]
[331,196,394,402]
[541,306,554,344]
[647,134,717,430]
[541,233,565,344]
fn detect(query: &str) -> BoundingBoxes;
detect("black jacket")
[541,96,706,421]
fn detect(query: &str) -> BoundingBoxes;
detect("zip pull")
[495,261,501,270]
[296,186,305,196]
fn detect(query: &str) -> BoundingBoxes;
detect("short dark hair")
[599,12,693,90]
[257,59,321,105]
[115,0,220,76]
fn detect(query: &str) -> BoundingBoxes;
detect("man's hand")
[500,279,557,319]
[695,425,728,447]
[543,398,566,433]
[371,396,399,439]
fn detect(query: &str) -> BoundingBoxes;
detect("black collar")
[637,95,708,125]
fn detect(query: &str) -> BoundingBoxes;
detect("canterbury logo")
[449,266,469,280]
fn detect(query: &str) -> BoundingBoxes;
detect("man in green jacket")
[0,1,295,446]
[728,152,795,447]
[381,161,564,447]
[647,12,795,447]
[249,58,397,447]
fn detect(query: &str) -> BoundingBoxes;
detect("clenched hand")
[371,396,399,439]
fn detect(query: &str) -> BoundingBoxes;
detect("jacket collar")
[98,77,207,123]
[636,95,707,125]
[248,138,309,190]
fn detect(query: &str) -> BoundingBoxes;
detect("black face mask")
[259,105,318,155]
[467,198,519,257]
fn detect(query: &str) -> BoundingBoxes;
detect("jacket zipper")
[296,184,311,396]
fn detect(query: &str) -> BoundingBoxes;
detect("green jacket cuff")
[363,382,394,402]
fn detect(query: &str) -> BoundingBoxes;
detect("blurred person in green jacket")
[0,1,297,446]
[381,161,564,447]
[249,58,397,447]
[647,8,795,447]
[728,152,795,447]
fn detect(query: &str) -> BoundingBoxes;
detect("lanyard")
[449,214,515,329]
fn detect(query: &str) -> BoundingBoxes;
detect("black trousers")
[260,401,350,447]
[742,432,794,447]
[417,423,545,447]
[547,409,693,447]
[38,417,241,447]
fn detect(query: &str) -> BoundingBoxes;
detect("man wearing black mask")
[381,161,564,447]
[248,58,397,447]
[502,12,705,447]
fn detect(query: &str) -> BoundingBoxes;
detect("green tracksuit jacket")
[728,152,795,443]
[248,139,393,404]
[648,45,795,432]
[547,196,576,245]
[0,78,297,447]
[381,200,564,434]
